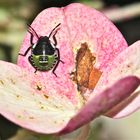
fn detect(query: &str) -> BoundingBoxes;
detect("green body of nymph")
[28,36,61,76]
[19,23,63,77]
[31,53,57,71]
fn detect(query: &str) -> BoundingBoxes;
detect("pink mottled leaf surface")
[18,3,128,76]
[0,3,139,135]
[0,61,80,134]
[59,76,140,134]
[94,41,140,118]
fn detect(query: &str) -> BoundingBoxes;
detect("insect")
[19,23,64,77]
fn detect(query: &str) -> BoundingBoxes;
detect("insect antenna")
[48,23,61,38]
[27,23,39,39]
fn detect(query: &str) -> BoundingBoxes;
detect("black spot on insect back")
[33,37,55,55]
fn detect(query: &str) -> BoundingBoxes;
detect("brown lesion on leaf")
[10,78,16,85]
[29,116,34,119]
[17,115,22,118]
[16,94,21,99]
[40,106,45,109]
[36,84,42,91]
[71,43,102,95]
[44,94,49,99]
[0,80,4,85]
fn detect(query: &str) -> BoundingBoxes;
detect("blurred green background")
[0,0,140,140]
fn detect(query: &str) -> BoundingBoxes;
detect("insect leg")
[28,30,34,45]
[55,48,64,63]
[52,59,64,77]
[28,56,37,73]
[52,60,59,77]
[48,23,61,38]
[59,59,64,63]
[19,46,31,56]
[27,23,39,40]
[52,48,64,77]
[34,69,37,73]
[52,30,58,46]
[19,27,35,56]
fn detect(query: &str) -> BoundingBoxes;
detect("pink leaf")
[0,3,132,134]
[59,76,140,134]
[18,3,128,74]
[0,61,81,134]
[94,40,140,118]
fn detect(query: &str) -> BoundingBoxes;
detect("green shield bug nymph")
[19,23,64,77]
